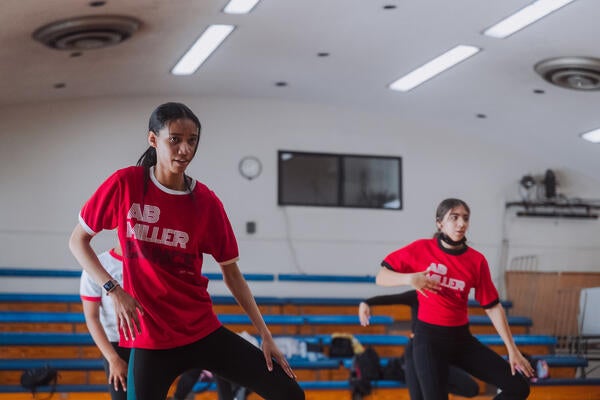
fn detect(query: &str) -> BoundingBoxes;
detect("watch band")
[102,279,119,294]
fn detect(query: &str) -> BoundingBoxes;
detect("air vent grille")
[32,15,140,51]
[535,57,600,91]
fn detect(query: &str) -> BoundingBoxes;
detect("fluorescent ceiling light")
[388,45,480,92]
[581,128,600,143]
[483,0,575,39]
[223,0,260,14]
[171,24,235,76]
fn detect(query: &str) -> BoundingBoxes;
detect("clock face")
[239,156,262,180]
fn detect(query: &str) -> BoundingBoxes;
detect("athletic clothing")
[172,331,258,400]
[80,249,124,342]
[128,326,304,400]
[173,369,249,400]
[365,290,419,332]
[380,238,528,400]
[364,290,478,400]
[78,166,303,400]
[413,321,529,400]
[102,344,131,400]
[382,237,499,327]
[80,249,129,400]
[78,166,239,349]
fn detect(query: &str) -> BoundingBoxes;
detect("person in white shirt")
[80,245,128,400]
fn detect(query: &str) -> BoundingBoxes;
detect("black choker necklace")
[439,232,467,247]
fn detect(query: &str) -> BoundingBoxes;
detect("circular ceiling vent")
[32,15,140,51]
[535,57,600,91]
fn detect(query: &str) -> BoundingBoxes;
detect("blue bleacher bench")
[0,357,341,371]
[0,291,513,310]
[469,315,532,327]
[0,332,95,345]
[477,334,557,347]
[343,354,588,369]
[0,311,528,329]
[278,274,376,283]
[0,329,555,348]
[1,378,599,394]
[0,268,274,281]
[0,311,394,327]
[0,358,104,370]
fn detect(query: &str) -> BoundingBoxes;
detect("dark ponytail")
[136,147,157,168]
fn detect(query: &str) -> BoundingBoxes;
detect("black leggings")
[102,343,131,400]
[412,321,530,400]
[174,368,249,400]
[404,338,479,400]
[127,326,304,400]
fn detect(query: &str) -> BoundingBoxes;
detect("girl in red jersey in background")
[69,102,304,400]
[376,198,533,400]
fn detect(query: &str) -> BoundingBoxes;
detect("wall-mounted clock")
[238,156,262,180]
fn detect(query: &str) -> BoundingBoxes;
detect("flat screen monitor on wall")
[278,150,402,210]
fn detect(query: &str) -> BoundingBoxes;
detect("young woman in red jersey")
[376,198,533,400]
[69,102,304,400]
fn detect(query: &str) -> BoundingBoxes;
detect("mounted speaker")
[543,169,556,199]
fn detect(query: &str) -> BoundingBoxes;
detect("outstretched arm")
[364,291,418,307]
[485,303,535,378]
[82,301,128,391]
[69,224,143,340]
[220,262,295,379]
[359,291,418,327]
[376,267,440,295]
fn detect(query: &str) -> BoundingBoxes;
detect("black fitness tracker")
[102,279,119,294]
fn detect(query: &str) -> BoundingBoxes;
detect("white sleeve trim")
[78,214,97,236]
[219,256,240,266]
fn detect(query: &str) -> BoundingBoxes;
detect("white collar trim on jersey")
[149,166,196,195]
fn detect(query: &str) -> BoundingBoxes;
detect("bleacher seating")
[1,268,599,399]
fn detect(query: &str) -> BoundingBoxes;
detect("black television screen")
[278,150,402,210]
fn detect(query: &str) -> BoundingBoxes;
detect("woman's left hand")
[358,302,371,326]
[509,350,535,378]
[261,335,297,379]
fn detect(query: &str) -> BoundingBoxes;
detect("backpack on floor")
[381,356,405,381]
[330,337,355,357]
[20,365,58,400]
[349,347,382,399]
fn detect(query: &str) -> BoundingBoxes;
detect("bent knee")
[464,380,480,397]
[287,382,305,400]
[501,376,530,400]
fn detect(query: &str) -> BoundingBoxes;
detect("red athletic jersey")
[79,166,239,349]
[382,238,498,327]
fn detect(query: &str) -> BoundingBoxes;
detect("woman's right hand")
[410,271,440,297]
[108,356,128,392]
[358,302,371,326]
[111,287,144,340]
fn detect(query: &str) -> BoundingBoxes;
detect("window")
[278,150,402,210]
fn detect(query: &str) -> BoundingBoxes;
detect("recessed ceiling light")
[476,113,487,119]
[581,128,600,143]
[317,52,330,57]
[223,0,260,14]
[70,52,82,57]
[53,83,66,89]
[171,25,235,76]
[533,89,545,94]
[388,45,480,92]
[483,0,575,39]
[89,1,106,7]
[383,5,397,10]
[275,81,288,87]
